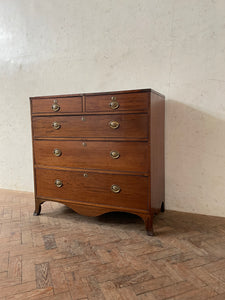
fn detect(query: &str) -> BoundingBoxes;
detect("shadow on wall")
[165,100,225,217]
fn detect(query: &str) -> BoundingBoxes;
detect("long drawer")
[32,114,148,139]
[35,168,148,210]
[33,140,149,173]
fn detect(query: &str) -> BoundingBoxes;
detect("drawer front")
[32,114,148,139]
[85,92,149,112]
[35,168,148,210]
[31,97,82,114]
[34,140,148,173]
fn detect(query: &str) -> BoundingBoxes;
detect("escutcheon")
[111,184,121,193]
[55,179,63,188]
[52,122,61,130]
[110,150,120,159]
[53,149,62,157]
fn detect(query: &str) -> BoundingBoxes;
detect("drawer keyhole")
[53,149,62,157]
[55,179,63,188]
[52,122,61,130]
[111,184,121,193]
[110,151,120,159]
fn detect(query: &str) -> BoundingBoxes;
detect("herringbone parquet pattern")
[1,189,225,299]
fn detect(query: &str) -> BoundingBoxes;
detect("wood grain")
[85,91,149,112]
[32,113,148,139]
[31,96,82,114]
[35,168,149,210]
[150,92,165,212]
[33,140,149,173]
[35,262,52,289]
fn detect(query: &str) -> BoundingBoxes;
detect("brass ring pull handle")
[110,150,120,159]
[109,120,120,129]
[52,103,60,112]
[53,149,62,157]
[111,184,121,193]
[109,101,119,110]
[52,122,61,130]
[55,179,63,188]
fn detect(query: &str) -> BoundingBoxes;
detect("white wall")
[0,0,225,216]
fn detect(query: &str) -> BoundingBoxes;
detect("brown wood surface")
[31,96,82,114]
[32,113,148,139]
[30,88,165,235]
[30,88,164,99]
[85,92,149,112]
[30,88,152,99]
[150,92,165,211]
[33,140,149,173]
[35,168,148,210]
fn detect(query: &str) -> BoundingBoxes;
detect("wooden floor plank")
[43,234,57,250]
[35,262,52,289]
[8,255,22,282]
[152,281,195,299]
[7,286,54,300]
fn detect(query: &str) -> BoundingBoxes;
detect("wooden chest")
[30,89,165,235]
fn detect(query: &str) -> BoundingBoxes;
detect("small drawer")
[33,140,149,173]
[35,168,148,210]
[32,114,148,139]
[31,96,82,114]
[85,92,149,112]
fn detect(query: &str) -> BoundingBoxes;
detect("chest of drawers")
[30,89,165,235]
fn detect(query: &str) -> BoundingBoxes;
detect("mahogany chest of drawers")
[30,89,165,235]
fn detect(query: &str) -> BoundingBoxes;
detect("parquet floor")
[1,189,225,300]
